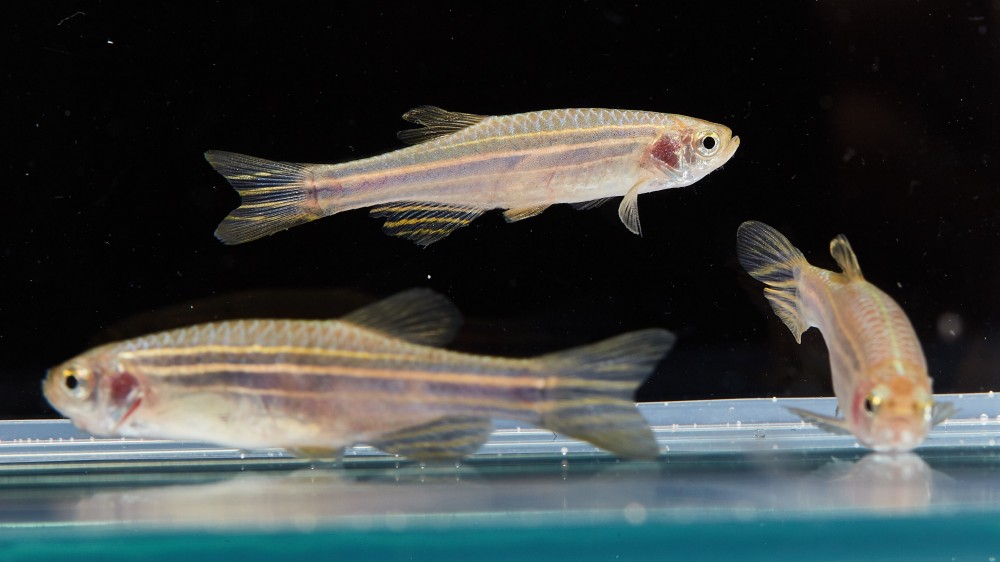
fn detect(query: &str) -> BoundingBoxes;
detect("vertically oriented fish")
[43,289,674,460]
[206,107,739,245]
[736,221,954,452]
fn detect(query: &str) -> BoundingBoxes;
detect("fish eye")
[863,393,882,416]
[62,367,91,398]
[696,131,720,157]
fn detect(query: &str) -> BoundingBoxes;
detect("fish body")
[736,221,953,452]
[206,107,739,245]
[43,289,674,460]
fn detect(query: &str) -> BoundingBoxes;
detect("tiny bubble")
[990,390,995,398]
[560,446,568,456]
[980,413,989,424]
[771,397,778,402]
[736,420,742,428]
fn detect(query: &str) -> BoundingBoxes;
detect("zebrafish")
[42,289,674,460]
[206,106,739,245]
[736,221,954,452]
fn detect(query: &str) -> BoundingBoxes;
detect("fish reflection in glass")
[42,289,674,460]
[206,106,739,245]
[736,221,955,452]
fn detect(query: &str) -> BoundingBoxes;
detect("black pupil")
[864,397,874,412]
[702,136,717,150]
[65,374,79,390]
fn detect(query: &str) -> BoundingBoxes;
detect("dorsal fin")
[397,106,489,145]
[341,288,462,346]
[829,234,864,279]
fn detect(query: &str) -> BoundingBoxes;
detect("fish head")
[43,347,145,436]
[645,116,740,184]
[849,374,934,452]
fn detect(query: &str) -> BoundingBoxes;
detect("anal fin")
[786,406,854,435]
[502,205,550,223]
[370,416,493,460]
[370,201,485,246]
[763,287,808,343]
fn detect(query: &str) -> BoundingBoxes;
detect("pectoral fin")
[931,401,957,426]
[618,182,643,235]
[786,406,854,435]
[370,416,493,460]
[286,447,344,460]
[571,197,613,211]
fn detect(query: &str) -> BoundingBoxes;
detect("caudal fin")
[736,220,810,343]
[536,329,675,459]
[205,150,322,244]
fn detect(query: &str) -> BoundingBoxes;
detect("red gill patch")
[650,136,681,169]
[110,371,140,406]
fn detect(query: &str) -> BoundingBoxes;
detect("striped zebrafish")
[205,106,739,245]
[736,221,955,452]
[42,289,674,460]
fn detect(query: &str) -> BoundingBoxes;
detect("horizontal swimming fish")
[206,106,739,245]
[43,289,675,460]
[736,221,954,452]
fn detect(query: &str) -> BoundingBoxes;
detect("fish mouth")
[721,135,740,162]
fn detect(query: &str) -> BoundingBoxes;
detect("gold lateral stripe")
[123,344,416,361]
[134,360,636,393]
[336,128,657,186]
[868,289,904,370]
[800,270,865,374]
[167,385,539,411]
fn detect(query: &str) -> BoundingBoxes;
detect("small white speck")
[980,413,989,424]
[427,274,431,279]
[107,38,114,45]
[560,446,568,456]
[623,502,647,525]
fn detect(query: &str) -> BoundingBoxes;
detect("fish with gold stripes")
[205,106,739,245]
[42,289,674,460]
[736,220,955,452]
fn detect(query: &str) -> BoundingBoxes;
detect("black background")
[5,2,999,419]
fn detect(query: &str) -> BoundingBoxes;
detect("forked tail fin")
[205,150,323,244]
[536,328,675,459]
[736,220,811,343]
